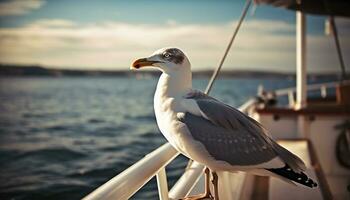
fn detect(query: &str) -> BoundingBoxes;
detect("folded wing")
[179,90,306,172]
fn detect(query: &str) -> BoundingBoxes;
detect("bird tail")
[272,141,306,173]
[266,165,318,188]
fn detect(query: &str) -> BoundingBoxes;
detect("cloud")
[0,18,349,72]
[28,19,76,28]
[0,0,45,16]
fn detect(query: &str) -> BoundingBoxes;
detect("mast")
[296,8,308,138]
[296,10,307,110]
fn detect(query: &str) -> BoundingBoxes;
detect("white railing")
[169,161,205,199]
[274,81,338,106]
[83,143,179,200]
[83,100,256,200]
[275,81,337,96]
[257,81,339,107]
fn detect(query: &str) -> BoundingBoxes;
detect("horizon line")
[0,63,343,74]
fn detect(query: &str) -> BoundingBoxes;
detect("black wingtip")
[267,165,318,188]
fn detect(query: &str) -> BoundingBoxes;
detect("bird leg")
[180,167,214,200]
[211,172,219,200]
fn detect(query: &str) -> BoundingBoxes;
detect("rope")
[322,0,347,82]
[185,0,252,172]
[329,17,347,81]
[205,0,252,94]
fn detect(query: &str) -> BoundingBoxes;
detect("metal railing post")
[288,91,295,107]
[321,85,327,98]
[156,167,169,200]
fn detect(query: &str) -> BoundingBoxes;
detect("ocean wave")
[15,147,87,162]
[125,114,156,122]
[87,118,105,124]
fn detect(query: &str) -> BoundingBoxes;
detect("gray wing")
[179,91,305,170]
[178,112,276,166]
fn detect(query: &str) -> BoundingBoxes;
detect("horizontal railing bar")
[275,81,338,96]
[83,143,179,200]
[238,98,257,114]
[168,161,205,199]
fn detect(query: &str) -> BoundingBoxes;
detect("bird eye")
[163,52,171,58]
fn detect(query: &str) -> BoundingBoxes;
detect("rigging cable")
[329,17,347,81]
[322,0,347,81]
[205,0,252,94]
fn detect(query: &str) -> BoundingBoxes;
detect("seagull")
[131,47,317,200]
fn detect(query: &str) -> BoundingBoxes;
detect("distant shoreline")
[0,64,341,79]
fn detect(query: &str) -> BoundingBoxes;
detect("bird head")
[131,47,190,73]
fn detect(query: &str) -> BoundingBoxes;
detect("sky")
[0,0,349,72]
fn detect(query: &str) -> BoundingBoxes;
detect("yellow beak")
[131,58,161,69]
